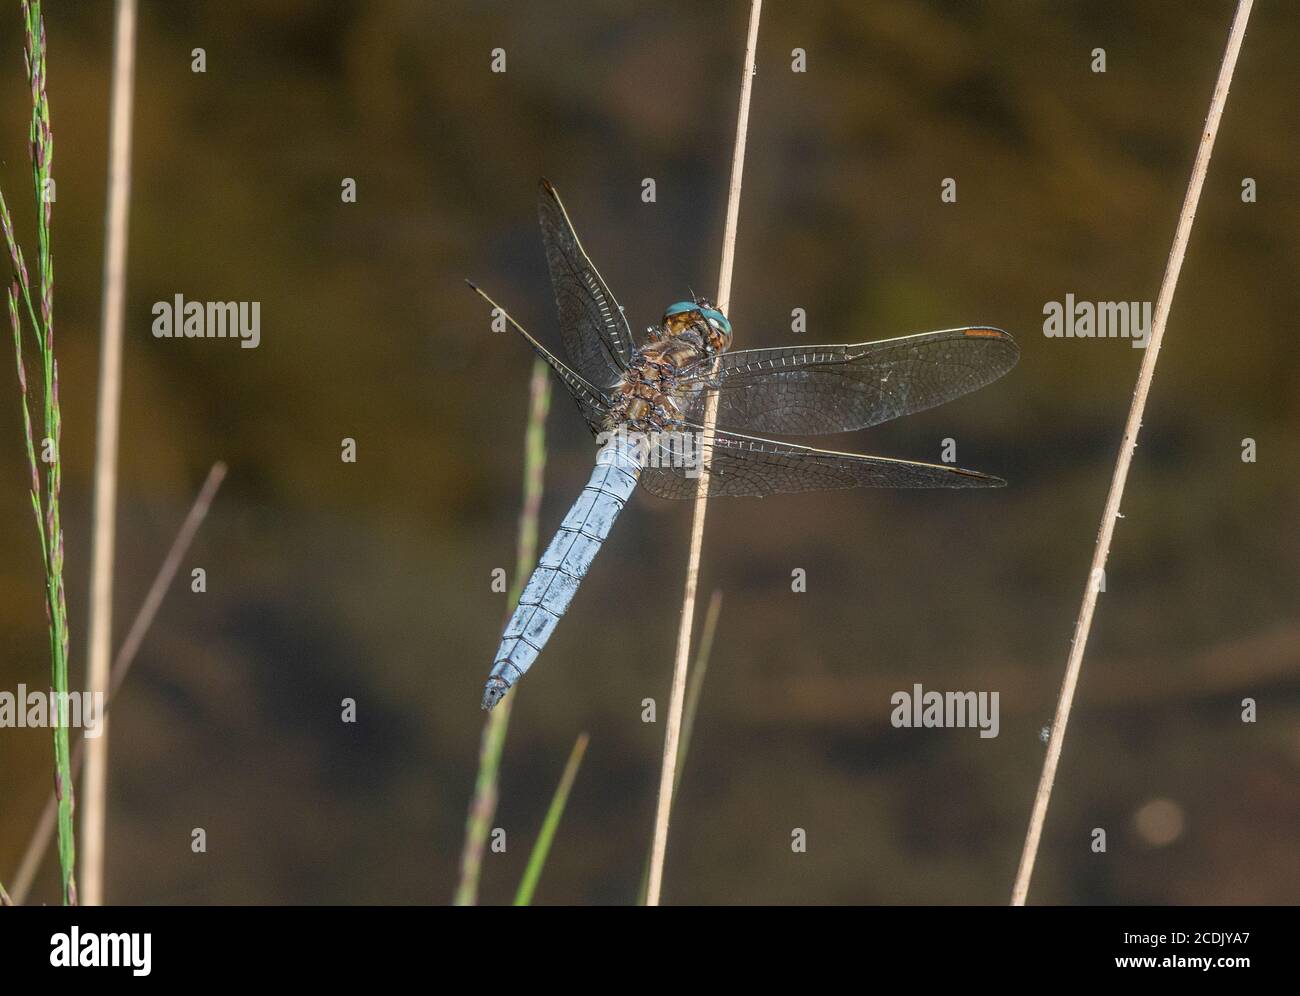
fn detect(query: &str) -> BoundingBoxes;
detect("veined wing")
[538,179,635,387]
[638,424,1004,499]
[673,328,1018,435]
[467,280,612,434]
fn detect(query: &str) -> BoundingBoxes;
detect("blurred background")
[0,0,1296,904]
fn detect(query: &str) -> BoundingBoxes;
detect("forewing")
[467,279,611,435]
[673,328,1018,435]
[538,179,635,387]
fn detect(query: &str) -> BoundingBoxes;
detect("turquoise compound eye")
[700,308,731,335]
[663,301,698,319]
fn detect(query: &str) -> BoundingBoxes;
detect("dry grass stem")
[81,0,139,908]
[646,0,762,907]
[9,462,226,905]
[1010,0,1255,906]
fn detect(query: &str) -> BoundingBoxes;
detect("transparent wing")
[467,280,611,435]
[672,328,1018,435]
[638,424,1004,499]
[538,179,635,387]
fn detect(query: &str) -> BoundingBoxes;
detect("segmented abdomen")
[483,437,642,709]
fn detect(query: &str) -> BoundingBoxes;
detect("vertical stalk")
[513,732,589,906]
[5,0,77,907]
[454,358,551,905]
[1010,0,1255,905]
[10,464,225,905]
[646,0,762,907]
[637,588,723,904]
[81,0,139,908]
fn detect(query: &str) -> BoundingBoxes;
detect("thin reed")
[1010,0,1255,905]
[9,463,226,905]
[513,732,589,906]
[0,0,74,905]
[638,588,722,904]
[81,0,140,907]
[674,588,721,800]
[454,357,552,905]
[646,0,762,907]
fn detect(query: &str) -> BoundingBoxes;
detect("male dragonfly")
[469,180,1018,710]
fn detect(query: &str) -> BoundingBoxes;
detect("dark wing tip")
[464,278,479,292]
[965,470,1007,487]
[942,463,1007,487]
[537,179,565,224]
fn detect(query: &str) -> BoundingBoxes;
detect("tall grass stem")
[674,589,721,800]
[1010,0,1254,906]
[1,0,75,905]
[81,0,139,908]
[9,462,226,905]
[454,357,551,905]
[646,0,762,907]
[637,588,722,904]
[513,731,589,906]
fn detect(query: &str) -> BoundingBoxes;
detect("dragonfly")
[469,180,1018,710]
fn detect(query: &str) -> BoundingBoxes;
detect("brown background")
[0,1,1296,904]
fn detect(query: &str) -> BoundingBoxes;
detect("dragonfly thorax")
[605,330,710,433]
[606,301,732,432]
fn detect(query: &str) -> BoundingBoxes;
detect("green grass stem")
[513,732,589,906]
[453,357,551,905]
[2,0,74,906]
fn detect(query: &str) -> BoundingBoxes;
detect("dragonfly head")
[662,299,732,354]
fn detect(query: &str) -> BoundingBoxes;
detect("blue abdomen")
[483,437,642,709]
